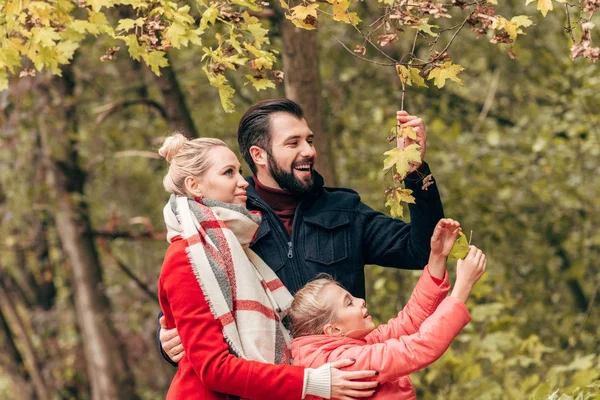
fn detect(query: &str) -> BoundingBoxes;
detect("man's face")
[265,113,317,195]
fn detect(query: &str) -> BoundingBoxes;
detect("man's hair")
[237,99,304,174]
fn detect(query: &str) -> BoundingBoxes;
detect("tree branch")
[95,99,168,124]
[96,239,159,304]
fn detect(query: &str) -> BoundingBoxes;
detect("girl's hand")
[450,246,487,303]
[329,359,379,400]
[430,218,461,258]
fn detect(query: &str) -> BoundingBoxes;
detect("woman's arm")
[159,243,305,399]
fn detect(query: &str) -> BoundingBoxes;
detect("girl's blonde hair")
[289,274,339,337]
[158,132,227,196]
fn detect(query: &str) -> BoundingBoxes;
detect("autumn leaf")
[142,51,169,75]
[415,19,439,37]
[399,126,418,140]
[290,3,319,20]
[408,67,427,88]
[382,143,422,178]
[385,188,415,218]
[332,0,361,24]
[245,74,276,90]
[427,62,464,88]
[449,231,470,260]
[378,33,398,47]
[537,0,553,16]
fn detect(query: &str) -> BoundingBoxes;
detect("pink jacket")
[291,266,471,400]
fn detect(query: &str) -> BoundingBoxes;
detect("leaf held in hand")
[449,231,470,260]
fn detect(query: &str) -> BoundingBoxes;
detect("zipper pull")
[287,242,293,259]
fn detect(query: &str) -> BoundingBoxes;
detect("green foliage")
[449,232,470,260]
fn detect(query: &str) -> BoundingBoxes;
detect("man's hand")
[397,110,427,166]
[159,316,185,363]
[430,218,461,258]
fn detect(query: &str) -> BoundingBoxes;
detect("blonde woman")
[157,133,379,400]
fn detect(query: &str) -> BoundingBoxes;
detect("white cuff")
[302,363,331,399]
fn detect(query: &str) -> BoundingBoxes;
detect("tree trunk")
[277,16,337,185]
[37,68,139,400]
[152,54,199,138]
[0,275,49,400]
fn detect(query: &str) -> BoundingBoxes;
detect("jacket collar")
[291,334,366,366]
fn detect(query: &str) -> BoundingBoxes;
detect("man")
[159,98,444,364]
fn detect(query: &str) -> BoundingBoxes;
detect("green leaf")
[200,5,219,31]
[427,62,464,88]
[142,51,169,75]
[408,67,427,88]
[415,19,439,37]
[116,18,138,32]
[449,231,470,260]
[382,143,422,177]
[122,34,145,60]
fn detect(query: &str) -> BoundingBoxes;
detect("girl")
[290,219,487,399]
[157,133,379,399]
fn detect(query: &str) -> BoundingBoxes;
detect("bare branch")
[95,99,168,124]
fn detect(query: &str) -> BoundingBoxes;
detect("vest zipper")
[287,242,293,259]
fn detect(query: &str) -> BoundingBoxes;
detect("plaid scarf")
[163,195,293,365]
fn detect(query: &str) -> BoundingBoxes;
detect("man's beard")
[267,153,315,196]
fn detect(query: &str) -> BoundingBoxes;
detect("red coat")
[291,267,471,400]
[159,237,305,399]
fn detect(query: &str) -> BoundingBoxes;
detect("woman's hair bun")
[158,132,187,164]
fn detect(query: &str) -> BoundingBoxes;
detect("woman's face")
[190,146,249,205]
[322,283,376,339]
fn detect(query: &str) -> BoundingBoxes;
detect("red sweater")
[158,237,305,399]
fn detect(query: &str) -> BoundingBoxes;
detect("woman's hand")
[159,316,185,363]
[329,359,379,400]
[450,246,487,303]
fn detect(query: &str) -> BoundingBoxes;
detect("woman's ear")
[249,145,267,168]
[323,323,342,336]
[184,176,203,197]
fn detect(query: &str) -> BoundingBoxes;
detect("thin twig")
[97,239,159,303]
[564,3,576,42]
[334,38,397,66]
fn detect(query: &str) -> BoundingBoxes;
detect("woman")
[157,133,378,399]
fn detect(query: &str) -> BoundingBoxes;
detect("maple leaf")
[399,126,418,140]
[385,188,415,219]
[415,19,439,37]
[408,67,427,88]
[538,0,553,16]
[291,3,319,20]
[245,74,276,91]
[449,231,470,260]
[427,62,464,88]
[382,143,422,178]
[142,51,169,75]
[332,0,361,24]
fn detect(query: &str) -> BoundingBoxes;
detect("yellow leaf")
[218,84,235,113]
[279,0,289,9]
[290,3,319,20]
[332,0,361,24]
[231,0,261,11]
[382,143,422,178]
[427,62,464,88]
[449,231,470,260]
[56,41,79,63]
[200,5,219,31]
[400,126,418,140]
[396,65,409,90]
[511,15,533,27]
[385,188,415,219]
[286,15,317,30]
[116,18,140,32]
[245,74,276,91]
[408,67,427,88]
[537,0,553,16]
[86,0,113,13]
[142,51,169,75]
[246,22,269,47]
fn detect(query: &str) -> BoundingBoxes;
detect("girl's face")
[322,283,376,339]
[188,146,249,205]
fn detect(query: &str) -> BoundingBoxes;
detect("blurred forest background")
[1,0,599,398]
